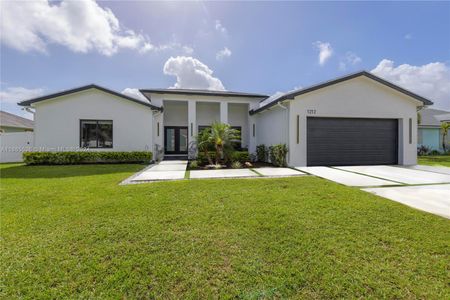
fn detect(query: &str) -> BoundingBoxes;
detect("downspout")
[277,101,290,164]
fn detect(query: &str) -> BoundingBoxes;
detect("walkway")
[125,160,188,183]
[297,165,450,219]
[122,162,305,184]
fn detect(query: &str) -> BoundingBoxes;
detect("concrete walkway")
[364,184,450,219]
[296,166,400,187]
[336,165,450,185]
[298,165,450,219]
[123,162,306,183]
[129,160,187,182]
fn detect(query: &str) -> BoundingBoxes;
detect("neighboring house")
[418,108,450,152]
[18,71,433,166]
[0,111,34,133]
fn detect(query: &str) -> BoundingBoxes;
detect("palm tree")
[195,122,240,165]
[441,122,449,152]
[196,127,213,165]
[209,122,240,165]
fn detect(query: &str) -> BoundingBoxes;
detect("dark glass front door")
[164,126,188,154]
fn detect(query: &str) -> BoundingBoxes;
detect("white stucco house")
[18,71,433,166]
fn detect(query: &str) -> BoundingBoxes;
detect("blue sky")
[1,1,450,118]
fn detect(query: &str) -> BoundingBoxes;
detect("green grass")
[418,155,450,167]
[1,164,449,299]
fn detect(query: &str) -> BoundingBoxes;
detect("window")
[296,115,299,144]
[409,118,412,144]
[80,120,113,148]
[198,125,210,134]
[231,126,242,150]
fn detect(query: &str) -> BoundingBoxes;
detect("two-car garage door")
[307,117,398,166]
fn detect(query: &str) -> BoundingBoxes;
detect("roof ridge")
[17,84,162,111]
[250,71,433,115]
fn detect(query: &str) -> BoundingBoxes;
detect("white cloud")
[182,46,194,55]
[121,88,147,102]
[163,56,225,90]
[313,41,333,66]
[339,51,362,70]
[372,59,450,110]
[215,20,227,34]
[260,86,302,107]
[0,0,182,56]
[404,33,413,40]
[216,47,232,60]
[0,86,45,104]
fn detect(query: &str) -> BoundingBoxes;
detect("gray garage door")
[307,117,398,166]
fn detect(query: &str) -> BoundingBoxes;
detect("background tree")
[441,122,449,152]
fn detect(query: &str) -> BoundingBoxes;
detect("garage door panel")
[307,118,398,166]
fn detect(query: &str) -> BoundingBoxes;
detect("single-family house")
[418,108,450,152]
[18,71,433,166]
[0,111,34,133]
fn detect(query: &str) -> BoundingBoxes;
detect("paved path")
[364,184,450,219]
[405,165,450,175]
[296,166,399,187]
[190,169,257,179]
[130,160,187,182]
[336,165,450,185]
[298,165,450,219]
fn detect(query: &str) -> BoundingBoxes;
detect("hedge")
[197,151,249,165]
[23,151,153,165]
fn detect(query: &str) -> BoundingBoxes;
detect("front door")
[164,126,188,154]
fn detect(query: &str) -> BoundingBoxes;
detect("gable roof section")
[419,108,450,127]
[0,111,34,129]
[250,71,434,115]
[140,88,268,101]
[18,84,162,111]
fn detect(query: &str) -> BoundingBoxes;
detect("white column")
[188,100,197,139]
[220,101,228,124]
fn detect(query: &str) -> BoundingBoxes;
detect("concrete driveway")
[297,165,450,219]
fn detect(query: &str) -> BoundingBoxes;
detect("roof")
[419,108,450,127]
[250,71,434,115]
[0,111,34,129]
[139,88,268,101]
[18,84,162,111]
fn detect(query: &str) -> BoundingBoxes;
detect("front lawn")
[1,164,449,298]
[418,155,450,167]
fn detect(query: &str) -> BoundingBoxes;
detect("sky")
[1,1,450,119]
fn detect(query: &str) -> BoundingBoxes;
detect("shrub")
[230,151,249,163]
[189,160,199,168]
[417,145,431,156]
[269,144,288,167]
[231,161,242,169]
[197,152,217,166]
[430,150,441,156]
[197,151,249,166]
[256,144,268,162]
[23,151,152,165]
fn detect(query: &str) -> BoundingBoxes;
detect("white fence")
[0,132,35,163]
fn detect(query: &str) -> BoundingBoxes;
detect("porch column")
[220,101,228,124]
[188,100,197,140]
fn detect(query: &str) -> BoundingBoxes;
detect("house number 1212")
[307,109,316,114]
